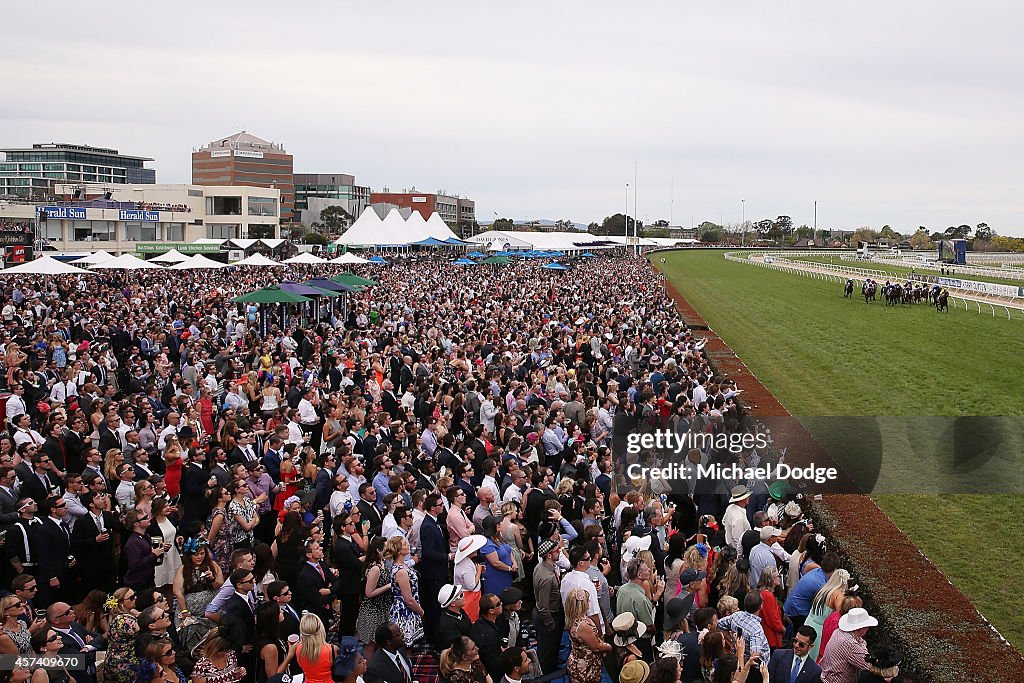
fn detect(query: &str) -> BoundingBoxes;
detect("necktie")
[790,656,802,683]
[315,563,325,582]
[248,592,257,613]
[95,514,104,533]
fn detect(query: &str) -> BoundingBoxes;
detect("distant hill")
[480,218,590,231]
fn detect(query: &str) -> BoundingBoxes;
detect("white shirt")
[157,424,180,452]
[286,421,304,446]
[297,399,318,425]
[14,428,43,447]
[723,503,751,555]
[560,569,603,632]
[481,475,501,504]
[5,394,27,420]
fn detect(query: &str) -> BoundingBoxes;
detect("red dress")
[199,397,215,436]
[759,589,785,649]
[165,456,183,498]
[274,467,300,515]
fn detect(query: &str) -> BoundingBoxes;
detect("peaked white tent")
[91,254,163,270]
[2,256,94,276]
[149,248,191,264]
[284,252,328,265]
[334,252,369,264]
[74,250,116,265]
[405,211,431,241]
[425,212,462,241]
[334,209,384,246]
[169,254,226,269]
[378,208,411,244]
[233,253,283,267]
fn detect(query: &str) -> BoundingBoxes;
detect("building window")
[247,197,277,217]
[248,224,276,239]
[73,220,115,242]
[42,221,63,240]
[206,196,242,215]
[43,164,63,171]
[123,222,160,241]
[207,224,238,239]
[166,223,184,241]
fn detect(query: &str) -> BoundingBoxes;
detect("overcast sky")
[4,1,1022,234]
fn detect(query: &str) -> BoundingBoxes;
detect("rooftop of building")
[198,131,287,153]
[0,142,153,161]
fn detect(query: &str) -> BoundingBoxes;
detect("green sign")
[135,243,223,254]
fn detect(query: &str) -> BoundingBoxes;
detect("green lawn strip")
[788,255,1024,288]
[658,250,1024,650]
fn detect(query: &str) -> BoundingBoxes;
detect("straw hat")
[454,534,487,564]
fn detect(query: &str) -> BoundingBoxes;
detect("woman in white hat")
[453,534,487,621]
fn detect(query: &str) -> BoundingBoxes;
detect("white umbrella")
[284,252,328,265]
[149,248,191,264]
[73,250,116,265]
[333,252,369,265]
[2,256,94,276]
[169,254,226,270]
[233,253,283,267]
[91,253,163,270]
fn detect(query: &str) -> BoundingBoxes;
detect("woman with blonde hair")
[804,568,850,660]
[0,594,40,654]
[295,613,335,683]
[103,588,142,683]
[565,588,610,683]
[133,479,157,518]
[383,536,424,645]
[500,501,528,583]
[103,448,125,484]
[439,635,490,683]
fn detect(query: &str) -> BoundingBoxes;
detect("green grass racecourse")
[789,254,1024,288]
[657,249,1024,650]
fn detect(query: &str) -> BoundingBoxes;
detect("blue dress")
[480,538,515,595]
[388,560,424,645]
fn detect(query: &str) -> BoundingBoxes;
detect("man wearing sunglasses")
[47,600,106,683]
[767,626,822,683]
[36,495,74,608]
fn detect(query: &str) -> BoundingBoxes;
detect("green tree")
[975,223,993,241]
[753,219,774,236]
[304,232,329,245]
[851,228,880,245]
[698,221,722,233]
[643,227,670,238]
[599,213,641,236]
[795,225,814,239]
[319,205,352,235]
[587,222,600,232]
[775,215,794,236]
[879,225,900,239]
[944,225,972,239]
[652,219,670,227]
[909,228,932,250]
[700,228,723,243]
[493,218,515,231]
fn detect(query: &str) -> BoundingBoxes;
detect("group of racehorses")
[844,278,949,311]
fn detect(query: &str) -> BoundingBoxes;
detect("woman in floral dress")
[205,486,233,576]
[565,588,610,683]
[384,537,423,646]
[103,588,142,683]
[355,537,392,645]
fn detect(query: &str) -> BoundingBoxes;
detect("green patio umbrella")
[232,286,312,304]
[481,255,511,265]
[331,273,377,287]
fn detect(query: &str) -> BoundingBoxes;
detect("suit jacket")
[20,471,59,504]
[37,517,72,586]
[179,463,210,524]
[70,510,119,586]
[293,561,333,623]
[419,514,448,583]
[40,436,67,472]
[313,468,334,512]
[220,592,256,652]
[470,616,506,682]
[357,499,384,537]
[332,535,362,596]
[364,647,414,683]
[97,425,121,456]
[0,486,19,527]
[767,649,822,683]
[56,621,105,683]
[61,430,88,473]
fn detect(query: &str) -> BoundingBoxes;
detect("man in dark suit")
[70,492,119,595]
[292,541,334,626]
[418,493,449,635]
[263,437,284,484]
[20,453,62,505]
[39,423,69,473]
[365,623,414,683]
[332,513,362,636]
[266,580,301,640]
[0,467,20,528]
[471,594,507,682]
[220,568,258,670]
[767,626,822,683]
[178,449,210,525]
[313,454,337,513]
[356,484,384,537]
[36,496,72,608]
[379,385,399,422]
[48,600,106,683]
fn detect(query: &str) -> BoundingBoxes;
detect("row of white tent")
[335,209,463,246]
[0,249,372,276]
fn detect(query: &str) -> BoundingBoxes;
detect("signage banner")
[36,206,86,220]
[134,243,222,254]
[938,276,1019,298]
[412,196,427,203]
[234,150,264,159]
[119,210,160,222]
[210,150,232,158]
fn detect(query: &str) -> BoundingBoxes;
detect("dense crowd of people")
[0,254,908,683]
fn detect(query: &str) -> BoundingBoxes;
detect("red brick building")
[369,190,475,236]
[192,132,295,221]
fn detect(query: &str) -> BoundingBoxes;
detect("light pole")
[633,162,638,256]
[625,183,630,255]
[741,199,745,247]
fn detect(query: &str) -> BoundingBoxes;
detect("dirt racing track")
[654,258,1024,682]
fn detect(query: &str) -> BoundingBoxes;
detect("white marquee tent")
[91,253,163,270]
[2,256,94,276]
[73,250,116,265]
[335,209,465,247]
[149,248,191,264]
